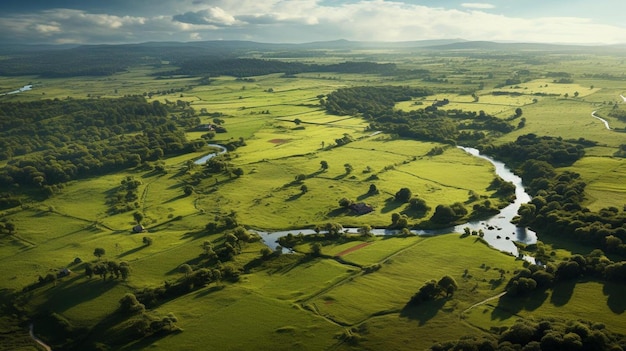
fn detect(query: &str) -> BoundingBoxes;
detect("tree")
[179,264,193,278]
[573,91,579,98]
[119,293,145,314]
[201,240,216,259]
[514,107,523,118]
[293,118,302,125]
[300,184,308,193]
[84,263,94,278]
[310,242,322,257]
[295,174,306,182]
[320,160,329,171]
[339,197,353,208]
[437,275,458,297]
[359,225,373,237]
[164,313,179,331]
[4,221,15,234]
[395,187,412,203]
[410,280,440,304]
[133,211,144,224]
[431,204,457,224]
[183,185,194,196]
[119,264,131,280]
[233,226,251,242]
[232,167,244,177]
[94,247,106,259]
[409,197,429,212]
[142,236,153,246]
[344,163,353,174]
[260,247,272,260]
[391,213,401,225]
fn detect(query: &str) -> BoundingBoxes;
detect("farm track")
[395,169,469,191]
[462,291,506,313]
[29,324,52,351]
[297,237,432,326]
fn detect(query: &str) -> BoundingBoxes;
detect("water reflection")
[256,146,537,257]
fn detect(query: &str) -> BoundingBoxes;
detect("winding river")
[254,146,537,257]
[591,110,611,130]
[0,84,33,97]
[194,144,228,164]
[256,94,626,256]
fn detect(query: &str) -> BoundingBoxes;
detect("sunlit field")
[2,46,626,351]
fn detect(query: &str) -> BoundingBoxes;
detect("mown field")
[1,48,625,350]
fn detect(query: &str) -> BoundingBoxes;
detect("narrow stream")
[193,144,228,164]
[0,84,33,96]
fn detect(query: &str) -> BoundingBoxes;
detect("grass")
[2,51,626,350]
[191,138,500,229]
[141,286,343,351]
[563,156,626,211]
[464,281,626,335]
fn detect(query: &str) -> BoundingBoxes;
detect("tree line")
[167,58,398,78]
[322,86,516,144]
[432,317,626,351]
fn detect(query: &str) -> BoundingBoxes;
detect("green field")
[1,46,626,350]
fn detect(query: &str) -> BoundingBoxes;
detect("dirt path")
[335,242,370,257]
[298,237,430,318]
[29,324,52,351]
[462,291,507,314]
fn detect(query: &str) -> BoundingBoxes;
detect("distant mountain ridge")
[3,38,625,55]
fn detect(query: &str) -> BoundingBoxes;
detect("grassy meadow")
[1,48,626,350]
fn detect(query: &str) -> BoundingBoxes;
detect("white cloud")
[35,23,62,34]
[461,3,495,9]
[1,1,625,44]
[173,7,239,26]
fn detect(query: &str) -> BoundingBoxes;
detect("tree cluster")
[482,134,586,168]
[505,249,626,300]
[84,260,131,281]
[107,176,142,214]
[431,317,626,351]
[409,275,458,304]
[430,203,468,224]
[323,86,516,144]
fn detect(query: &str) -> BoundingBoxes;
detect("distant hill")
[422,40,626,52]
[2,39,625,77]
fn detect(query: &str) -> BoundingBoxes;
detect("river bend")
[256,146,537,257]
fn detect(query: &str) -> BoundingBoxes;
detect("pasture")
[1,48,626,350]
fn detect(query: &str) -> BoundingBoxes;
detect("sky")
[0,0,625,45]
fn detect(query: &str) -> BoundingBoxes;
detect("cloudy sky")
[0,0,625,45]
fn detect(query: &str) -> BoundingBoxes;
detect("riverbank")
[256,146,537,258]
